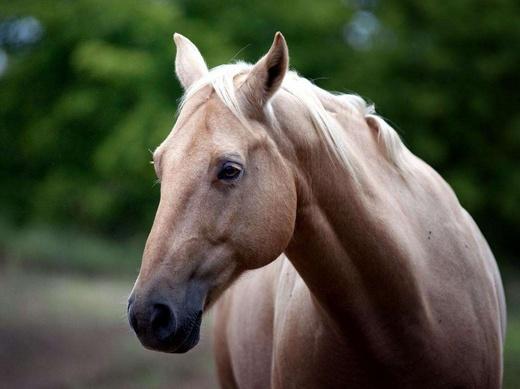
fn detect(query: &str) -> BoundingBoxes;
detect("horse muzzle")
[127,282,205,353]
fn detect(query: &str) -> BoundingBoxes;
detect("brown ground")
[0,268,217,388]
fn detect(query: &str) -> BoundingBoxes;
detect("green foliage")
[0,0,518,263]
[0,218,142,275]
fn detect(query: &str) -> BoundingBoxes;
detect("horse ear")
[173,33,209,90]
[240,32,289,109]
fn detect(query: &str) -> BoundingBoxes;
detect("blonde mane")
[180,61,408,174]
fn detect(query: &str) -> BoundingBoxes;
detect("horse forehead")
[204,96,245,134]
[157,105,222,162]
[188,95,255,152]
[205,96,275,150]
[175,93,242,136]
[160,90,260,166]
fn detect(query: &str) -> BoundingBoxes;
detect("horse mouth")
[169,310,203,354]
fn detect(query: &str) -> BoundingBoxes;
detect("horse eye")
[218,162,243,181]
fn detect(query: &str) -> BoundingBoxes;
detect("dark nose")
[150,303,176,342]
[127,282,205,353]
[128,298,177,347]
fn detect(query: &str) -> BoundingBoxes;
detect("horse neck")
[273,91,430,337]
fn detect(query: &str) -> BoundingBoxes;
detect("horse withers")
[128,33,506,388]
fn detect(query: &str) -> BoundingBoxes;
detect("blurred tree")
[0,0,518,262]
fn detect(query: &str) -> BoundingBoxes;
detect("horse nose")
[150,303,177,342]
[128,281,206,353]
[127,296,177,346]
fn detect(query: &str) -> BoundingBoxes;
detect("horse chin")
[171,327,201,353]
[168,310,203,354]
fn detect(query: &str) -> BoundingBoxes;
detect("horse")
[127,32,506,388]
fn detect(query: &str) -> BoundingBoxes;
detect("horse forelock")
[178,61,409,175]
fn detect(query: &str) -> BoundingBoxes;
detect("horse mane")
[180,61,408,174]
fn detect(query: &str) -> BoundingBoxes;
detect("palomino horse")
[128,33,506,388]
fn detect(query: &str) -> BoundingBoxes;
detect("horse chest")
[269,280,371,388]
[216,256,501,388]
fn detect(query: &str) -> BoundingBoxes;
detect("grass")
[0,268,217,388]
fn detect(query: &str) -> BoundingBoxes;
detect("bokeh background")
[0,0,518,387]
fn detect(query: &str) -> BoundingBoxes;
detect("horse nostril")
[128,304,138,332]
[151,303,176,341]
